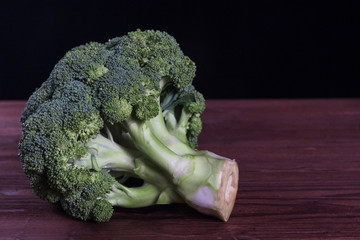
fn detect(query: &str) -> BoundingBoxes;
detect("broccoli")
[19,29,239,222]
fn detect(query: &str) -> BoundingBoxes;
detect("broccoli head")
[19,29,238,222]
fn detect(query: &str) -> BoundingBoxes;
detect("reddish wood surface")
[1,99,360,239]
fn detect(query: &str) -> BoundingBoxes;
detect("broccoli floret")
[19,29,238,223]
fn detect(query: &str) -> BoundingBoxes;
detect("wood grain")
[1,99,360,239]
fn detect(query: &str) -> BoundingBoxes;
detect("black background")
[0,0,359,100]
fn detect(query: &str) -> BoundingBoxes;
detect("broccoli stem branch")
[164,108,192,143]
[106,183,162,207]
[147,106,199,155]
[73,134,137,172]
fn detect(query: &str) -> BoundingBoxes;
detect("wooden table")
[1,99,360,239]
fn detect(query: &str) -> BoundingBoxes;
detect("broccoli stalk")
[72,116,238,221]
[123,111,238,221]
[19,29,239,222]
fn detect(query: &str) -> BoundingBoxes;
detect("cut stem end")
[188,160,239,222]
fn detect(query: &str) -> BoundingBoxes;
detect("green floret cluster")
[19,29,238,222]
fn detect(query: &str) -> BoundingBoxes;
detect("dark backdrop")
[0,0,359,100]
